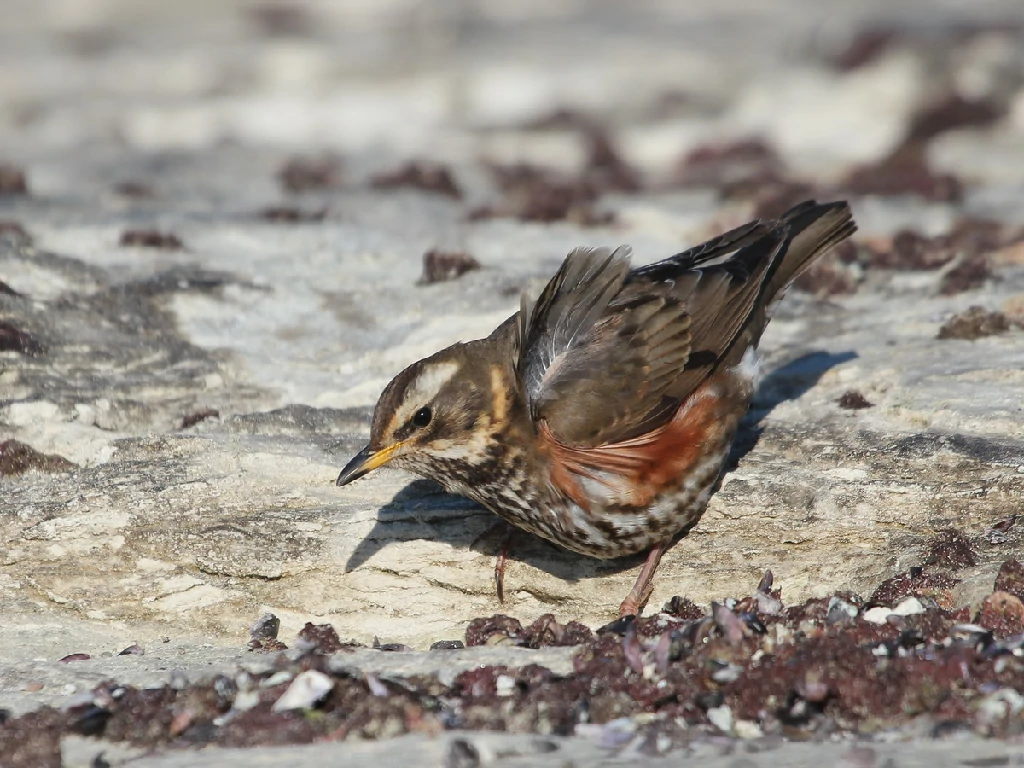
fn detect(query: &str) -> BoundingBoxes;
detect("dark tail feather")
[726,200,856,359]
[763,200,857,306]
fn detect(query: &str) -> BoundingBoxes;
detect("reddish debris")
[937,306,1010,340]
[258,206,326,223]
[870,568,959,610]
[0,163,28,194]
[113,181,156,198]
[924,529,976,571]
[370,161,462,199]
[248,2,315,37]
[906,94,1005,145]
[0,708,65,766]
[520,614,593,648]
[582,125,641,193]
[465,615,524,647]
[475,122,638,225]
[478,161,613,226]
[867,231,955,271]
[674,139,782,191]
[519,111,641,193]
[870,217,1012,277]
[297,623,356,654]
[0,439,75,476]
[120,229,184,250]
[940,258,992,296]
[837,390,873,410]
[418,250,481,285]
[994,559,1024,601]
[975,592,1024,637]
[59,654,91,663]
[181,409,220,429]
[863,216,1020,295]
[670,138,823,221]
[278,155,343,193]
[829,27,896,71]
[841,144,961,202]
[749,179,821,220]
[248,638,288,653]
[1,570,1024,761]
[0,322,45,356]
[663,596,705,621]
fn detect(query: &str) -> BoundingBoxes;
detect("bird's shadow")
[344,350,856,585]
[728,349,858,469]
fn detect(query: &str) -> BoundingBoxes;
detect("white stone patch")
[891,597,925,617]
[0,259,82,300]
[977,688,1024,725]
[5,401,63,426]
[271,670,334,712]
[734,719,765,740]
[863,597,925,625]
[706,705,734,734]
[495,674,516,697]
[862,606,894,625]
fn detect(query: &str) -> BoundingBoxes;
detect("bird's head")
[336,339,514,487]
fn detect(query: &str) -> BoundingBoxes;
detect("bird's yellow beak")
[335,442,403,486]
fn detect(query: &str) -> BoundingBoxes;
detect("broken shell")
[271,669,335,712]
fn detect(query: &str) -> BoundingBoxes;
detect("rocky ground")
[2,0,1024,765]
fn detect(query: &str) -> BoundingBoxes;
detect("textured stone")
[1,2,1024,758]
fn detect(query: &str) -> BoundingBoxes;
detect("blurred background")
[2,0,1023,214]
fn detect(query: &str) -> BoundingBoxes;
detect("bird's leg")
[618,541,669,617]
[494,530,513,603]
[470,520,515,603]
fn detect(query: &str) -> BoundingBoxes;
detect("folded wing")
[517,200,856,453]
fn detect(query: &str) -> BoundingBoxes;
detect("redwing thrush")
[337,200,857,616]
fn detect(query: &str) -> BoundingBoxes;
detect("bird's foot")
[618,541,670,617]
[470,520,516,603]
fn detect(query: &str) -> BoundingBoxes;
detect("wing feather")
[517,200,857,450]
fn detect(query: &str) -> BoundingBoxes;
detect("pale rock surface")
[1,1,1023,759]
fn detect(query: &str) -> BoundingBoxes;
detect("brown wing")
[520,200,857,450]
[658,200,857,411]
[517,247,694,447]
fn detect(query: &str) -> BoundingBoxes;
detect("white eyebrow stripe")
[389,361,460,432]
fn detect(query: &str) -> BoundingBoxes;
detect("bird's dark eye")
[412,407,432,428]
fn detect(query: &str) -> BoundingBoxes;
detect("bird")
[336,200,857,616]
